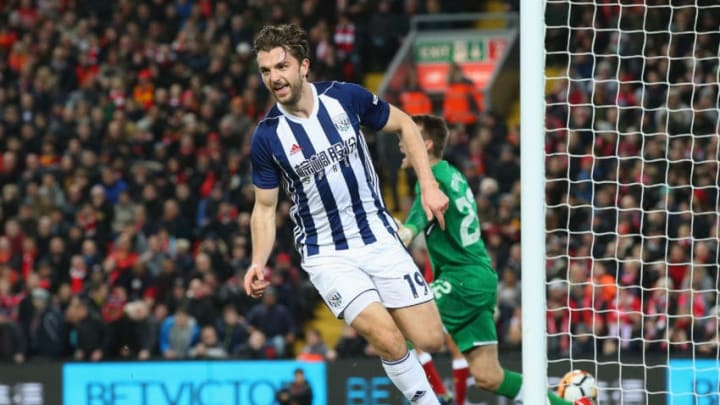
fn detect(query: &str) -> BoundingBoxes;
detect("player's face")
[257,47,308,107]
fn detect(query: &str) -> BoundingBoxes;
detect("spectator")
[138,234,169,278]
[89,185,115,246]
[246,287,296,358]
[366,0,402,71]
[108,300,154,360]
[235,329,275,359]
[296,328,328,361]
[158,305,199,359]
[442,63,480,127]
[103,232,140,284]
[189,325,228,359]
[215,305,249,355]
[0,310,25,364]
[496,268,520,327]
[276,368,313,405]
[18,288,66,358]
[66,297,109,362]
[112,191,136,234]
[327,324,368,360]
[185,278,216,327]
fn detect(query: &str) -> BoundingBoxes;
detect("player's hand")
[393,217,414,247]
[243,263,269,298]
[420,182,449,230]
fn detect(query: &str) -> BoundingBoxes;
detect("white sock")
[452,357,469,369]
[382,351,440,404]
[416,350,433,365]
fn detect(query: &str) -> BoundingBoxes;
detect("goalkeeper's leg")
[465,344,575,405]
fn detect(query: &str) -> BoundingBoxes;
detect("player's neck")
[282,82,314,118]
[428,156,440,166]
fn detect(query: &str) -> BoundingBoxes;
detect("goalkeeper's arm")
[395,196,429,247]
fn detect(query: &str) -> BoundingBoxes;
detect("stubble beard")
[276,76,304,109]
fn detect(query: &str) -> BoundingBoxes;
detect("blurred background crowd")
[0,0,490,363]
[0,0,716,366]
[543,1,720,358]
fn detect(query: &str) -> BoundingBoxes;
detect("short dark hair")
[412,114,449,158]
[253,24,310,62]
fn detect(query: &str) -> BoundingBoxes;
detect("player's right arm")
[245,125,281,297]
[244,186,278,297]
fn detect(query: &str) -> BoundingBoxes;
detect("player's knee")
[413,328,444,353]
[472,364,503,391]
[368,327,407,359]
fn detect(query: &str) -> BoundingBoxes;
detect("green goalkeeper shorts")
[431,266,498,352]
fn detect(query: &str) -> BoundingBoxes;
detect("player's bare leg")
[351,302,441,405]
[464,344,576,405]
[465,344,504,391]
[389,300,444,353]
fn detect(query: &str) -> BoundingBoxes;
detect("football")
[557,370,598,402]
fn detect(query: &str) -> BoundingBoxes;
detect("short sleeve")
[340,82,390,131]
[250,127,280,189]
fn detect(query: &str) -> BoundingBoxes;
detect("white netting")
[544,1,720,404]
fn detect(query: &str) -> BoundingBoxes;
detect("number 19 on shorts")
[403,271,429,298]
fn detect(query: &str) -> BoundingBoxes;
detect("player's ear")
[301,58,310,78]
[425,139,434,154]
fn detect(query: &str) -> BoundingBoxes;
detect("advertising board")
[63,360,326,405]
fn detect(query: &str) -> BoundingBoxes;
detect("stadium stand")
[0,0,484,363]
[1,0,713,367]
[543,1,720,357]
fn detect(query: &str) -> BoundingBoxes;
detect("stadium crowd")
[0,0,490,363]
[0,0,715,366]
[544,1,720,358]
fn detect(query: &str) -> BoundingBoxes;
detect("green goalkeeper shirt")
[405,160,493,277]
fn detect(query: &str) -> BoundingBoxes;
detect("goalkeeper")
[397,114,591,405]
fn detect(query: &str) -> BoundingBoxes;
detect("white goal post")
[523,1,720,404]
[520,0,549,404]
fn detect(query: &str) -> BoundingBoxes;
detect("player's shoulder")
[253,106,283,135]
[435,160,468,188]
[434,160,462,178]
[316,80,370,99]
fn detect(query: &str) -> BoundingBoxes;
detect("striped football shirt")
[251,81,397,258]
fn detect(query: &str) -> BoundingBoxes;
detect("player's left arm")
[382,105,449,229]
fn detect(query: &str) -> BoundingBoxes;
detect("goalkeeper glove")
[393,217,415,247]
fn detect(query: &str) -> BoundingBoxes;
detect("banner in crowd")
[327,354,667,405]
[413,32,512,93]
[667,358,719,405]
[0,363,61,405]
[63,360,326,405]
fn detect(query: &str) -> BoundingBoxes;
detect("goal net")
[543,1,720,404]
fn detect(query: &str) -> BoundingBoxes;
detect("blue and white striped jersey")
[251,81,397,258]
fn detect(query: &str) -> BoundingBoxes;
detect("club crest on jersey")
[332,113,352,133]
[326,289,343,308]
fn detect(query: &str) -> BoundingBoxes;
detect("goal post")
[543,1,720,404]
[520,0,549,404]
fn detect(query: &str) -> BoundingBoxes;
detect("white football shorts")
[302,236,434,324]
